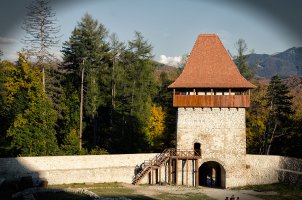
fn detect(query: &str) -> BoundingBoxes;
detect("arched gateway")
[199,161,226,188]
[132,34,255,188]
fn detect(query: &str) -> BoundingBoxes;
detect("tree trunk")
[92,77,97,146]
[130,80,135,115]
[42,66,45,92]
[79,67,84,151]
[266,120,278,155]
[110,59,115,132]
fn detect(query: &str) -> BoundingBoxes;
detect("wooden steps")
[132,148,201,185]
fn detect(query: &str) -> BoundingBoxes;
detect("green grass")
[233,183,302,200]
[49,181,124,189]
[89,186,159,200]
[155,192,216,200]
[37,183,216,200]
[34,191,92,200]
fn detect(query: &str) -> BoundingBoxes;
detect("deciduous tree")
[2,53,59,156]
[0,49,3,60]
[234,39,254,80]
[146,105,166,150]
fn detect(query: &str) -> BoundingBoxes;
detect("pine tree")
[127,31,156,119]
[61,14,110,151]
[246,82,269,154]
[234,39,254,80]
[22,0,61,90]
[177,53,189,75]
[105,32,157,153]
[125,31,157,152]
[108,33,126,131]
[264,75,293,155]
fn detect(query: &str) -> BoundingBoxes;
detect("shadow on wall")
[278,156,302,187]
[0,158,36,199]
[0,157,50,199]
[0,157,156,200]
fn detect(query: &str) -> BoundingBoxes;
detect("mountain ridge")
[155,46,302,79]
[247,47,302,78]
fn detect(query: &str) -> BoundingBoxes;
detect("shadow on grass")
[0,188,156,200]
[34,191,156,200]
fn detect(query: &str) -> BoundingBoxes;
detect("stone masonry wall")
[246,155,302,186]
[0,153,301,187]
[177,107,247,188]
[0,153,156,185]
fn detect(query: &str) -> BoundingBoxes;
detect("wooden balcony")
[173,95,250,108]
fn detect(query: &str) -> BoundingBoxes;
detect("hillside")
[247,47,302,78]
[153,61,179,81]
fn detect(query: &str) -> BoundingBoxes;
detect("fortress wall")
[0,153,156,185]
[0,153,301,186]
[246,155,302,186]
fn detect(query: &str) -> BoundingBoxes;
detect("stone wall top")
[0,153,157,173]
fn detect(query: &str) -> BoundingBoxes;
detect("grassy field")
[1,182,301,200]
[233,183,302,200]
[0,182,215,200]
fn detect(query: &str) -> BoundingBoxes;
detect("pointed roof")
[169,34,256,89]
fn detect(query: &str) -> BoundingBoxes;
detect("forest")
[0,1,301,158]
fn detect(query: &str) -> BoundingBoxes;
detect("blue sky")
[0,0,302,66]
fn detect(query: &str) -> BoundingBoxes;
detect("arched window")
[194,142,201,156]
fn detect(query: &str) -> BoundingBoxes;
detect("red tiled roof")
[168,34,256,89]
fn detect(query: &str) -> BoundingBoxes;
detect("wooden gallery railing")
[173,95,250,108]
[132,148,201,187]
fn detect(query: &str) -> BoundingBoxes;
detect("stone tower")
[168,34,256,188]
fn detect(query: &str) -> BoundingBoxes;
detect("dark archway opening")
[199,161,226,188]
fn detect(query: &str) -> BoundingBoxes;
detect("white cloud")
[158,55,182,67]
[52,50,63,61]
[3,52,19,61]
[0,37,18,44]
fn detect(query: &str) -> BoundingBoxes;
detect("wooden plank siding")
[173,95,250,108]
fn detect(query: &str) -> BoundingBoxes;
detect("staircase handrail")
[132,148,175,183]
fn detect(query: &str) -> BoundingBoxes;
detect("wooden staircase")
[132,148,176,185]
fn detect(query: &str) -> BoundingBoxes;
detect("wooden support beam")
[159,167,161,184]
[195,159,199,189]
[151,169,154,185]
[175,158,178,185]
[169,158,172,185]
[186,159,188,186]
